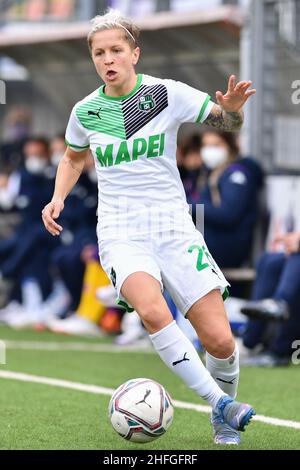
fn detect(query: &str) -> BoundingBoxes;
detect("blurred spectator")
[177,133,207,205]
[3,151,100,329]
[0,137,57,321]
[199,129,264,268]
[0,171,20,214]
[23,137,50,176]
[0,139,98,328]
[0,167,22,241]
[1,108,32,174]
[50,134,66,167]
[2,108,31,143]
[240,231,300,366]
[0,136,53,236]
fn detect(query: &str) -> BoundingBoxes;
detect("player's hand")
[42,199,64,236]
[216,75,256,112]
[282,232,300,255]
[273,232,300,255]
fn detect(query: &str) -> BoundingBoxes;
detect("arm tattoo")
[205,104,244,132]
[62,156,82,175]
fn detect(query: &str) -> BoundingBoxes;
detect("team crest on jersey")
[138,94,155,111]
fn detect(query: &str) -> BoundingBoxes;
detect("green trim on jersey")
[75,95,126,139]
[65,139,90,150]
[99,74,143,101]
[222,287,229,302]
[196,94,211,123]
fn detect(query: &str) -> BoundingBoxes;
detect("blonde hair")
[88,9,140,52]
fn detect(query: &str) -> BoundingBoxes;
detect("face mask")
[0,189,14,210]
[51,152,64,167]
[25,156,47,174]
[201,146,228,170]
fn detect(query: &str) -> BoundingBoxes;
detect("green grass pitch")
[0,325,299,450]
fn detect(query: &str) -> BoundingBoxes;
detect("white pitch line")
[0,370,300,431]
[0,370,115,395]
[2,339,156,354]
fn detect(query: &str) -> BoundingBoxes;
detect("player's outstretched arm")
[205,75,256,131]
[42,146,89,236]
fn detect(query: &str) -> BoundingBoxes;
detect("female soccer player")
[42,9,256,445]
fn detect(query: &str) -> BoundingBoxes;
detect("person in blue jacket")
[0,140,98,325]
[199,129,264,268]
[0,137,56,300]
[240,230,300,366]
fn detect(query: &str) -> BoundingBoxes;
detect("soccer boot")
[216,395,256,432]
[211,409,241,445]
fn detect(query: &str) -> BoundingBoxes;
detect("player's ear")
[132,47,140,66]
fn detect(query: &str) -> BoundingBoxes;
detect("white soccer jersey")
[65,73,213,240]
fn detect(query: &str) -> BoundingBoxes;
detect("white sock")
[21,277,43,310]
[206,343,239,398]
[149,321,226,409]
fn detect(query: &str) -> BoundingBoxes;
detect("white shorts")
[98,231,229,316]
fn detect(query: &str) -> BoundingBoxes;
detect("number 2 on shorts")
[188,245,210,272]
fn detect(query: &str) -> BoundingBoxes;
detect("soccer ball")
[108,378,174,443]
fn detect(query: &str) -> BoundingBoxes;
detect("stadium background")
[0,0,300,451]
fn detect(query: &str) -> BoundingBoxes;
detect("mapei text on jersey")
[96,133,165,167]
